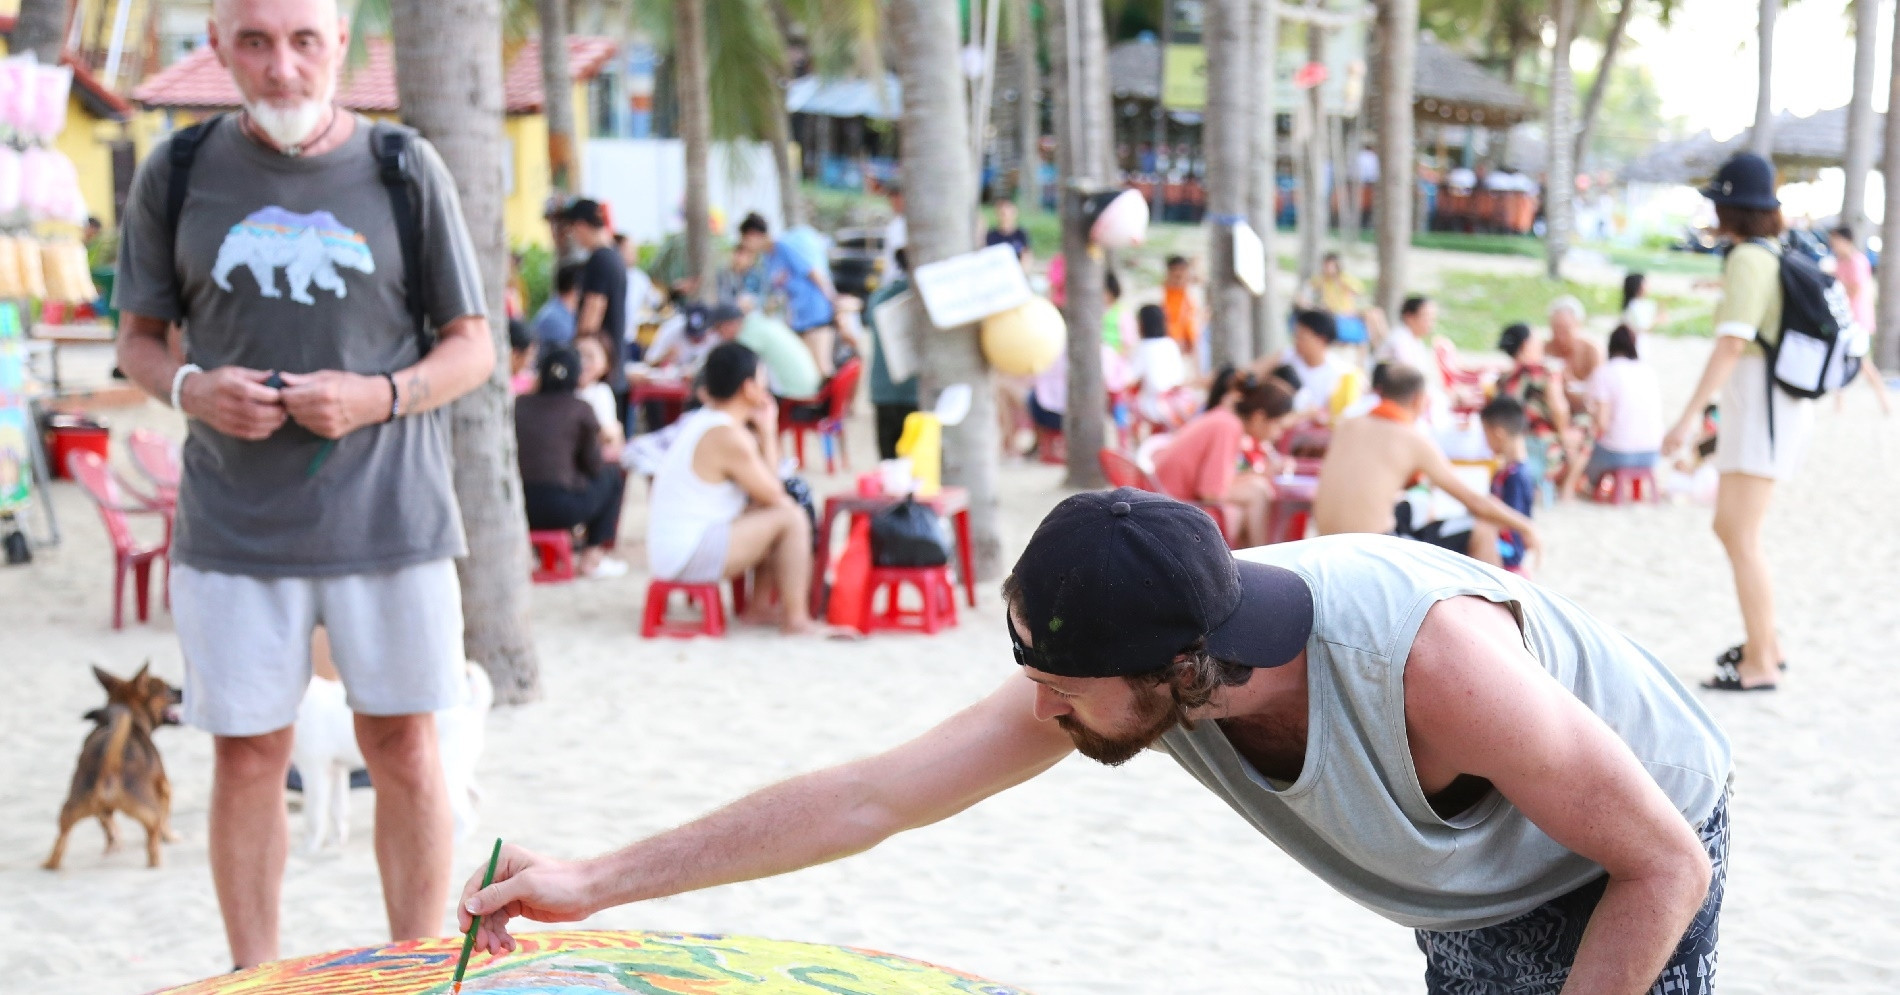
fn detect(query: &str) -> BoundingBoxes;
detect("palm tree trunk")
[1014,0,1042,211]
[1748,0,1778,158]
[1372,0,1416,323]
[1876,0,1900,372]
[1248,0,1279,359]
[1203,0,1253,373]
[764,0,804,228]
[538,0,578,194]
[1571,0,1634,170]
[389,0,540,704]
[886,0,1005,581]
[1296,23,1326,286]
[1050,0,1110,487]
[675,0,716,301]
[1841,0,1879,243]
[1543,0,1577,280]
[9,0,67,64]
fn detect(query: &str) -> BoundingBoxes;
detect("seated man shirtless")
[1313,364,1540,568]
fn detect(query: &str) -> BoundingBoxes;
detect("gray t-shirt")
[115,115,486,576]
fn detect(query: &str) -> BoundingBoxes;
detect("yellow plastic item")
[894,410,943,497]
[979,296,1065,376]
[1329,365,1364,420]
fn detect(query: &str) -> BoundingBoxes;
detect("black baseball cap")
[561,198,608,227]
[1701,153,1780,211]
[1007,489,1314,678]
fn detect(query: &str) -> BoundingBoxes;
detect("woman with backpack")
[1661,153,1805,692]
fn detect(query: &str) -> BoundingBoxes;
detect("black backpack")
[163,113,432,354]
[1758,237,1862,401]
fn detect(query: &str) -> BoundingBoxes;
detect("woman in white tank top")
[645,342,823,634]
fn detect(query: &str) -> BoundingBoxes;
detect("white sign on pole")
[911,243,1033,329]
[1232,221,1266,296]
[870,289,924,384]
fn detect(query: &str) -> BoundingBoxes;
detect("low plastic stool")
[861,565,959,635]
[1593,466,1657,505]
[529,529,575,583]
[1033,427,1066,466]
[642,581,730,638]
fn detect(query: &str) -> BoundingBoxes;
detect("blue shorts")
[1585,446,1658,481]
[1334,313,1369,344]
[1416,793,1728,994]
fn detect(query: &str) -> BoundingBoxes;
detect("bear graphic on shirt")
[211,206,375,305]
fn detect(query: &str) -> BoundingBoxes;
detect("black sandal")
[1702,661,1777,692]
[1716,644,1787,673]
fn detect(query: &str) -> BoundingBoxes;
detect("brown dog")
[45,663,181,870]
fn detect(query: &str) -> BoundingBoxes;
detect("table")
[29,321,114,393]
[1266,473,1319,544]
[813,486,975,614]
[628,376,690,429]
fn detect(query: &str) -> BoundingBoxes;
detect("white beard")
[245,98,329,152]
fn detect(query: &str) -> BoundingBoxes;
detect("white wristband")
[170,363,203,412]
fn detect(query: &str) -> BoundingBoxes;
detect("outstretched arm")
[1416,439,1539,559]
[459,676,1073,953]
[1405,598,1715,995]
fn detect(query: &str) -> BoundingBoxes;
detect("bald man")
[114,0,493,967]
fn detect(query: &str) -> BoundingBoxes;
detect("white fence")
[581,139,783,246]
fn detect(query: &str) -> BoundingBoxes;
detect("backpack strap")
[370,121,432,356]
[164,113,227,321]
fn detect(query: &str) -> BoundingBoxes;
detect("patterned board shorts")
[1415,794,1729,995]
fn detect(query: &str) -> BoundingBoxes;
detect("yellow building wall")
[504,81,592,249]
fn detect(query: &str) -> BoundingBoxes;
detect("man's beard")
[246,97,330,151]
[1056,683,1180,767]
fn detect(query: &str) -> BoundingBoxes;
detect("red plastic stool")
[529,529,576,583]
[1033,427,1066,466]
[1593,466,1658,505]
[861,565,959,635]
[642,581,731,638]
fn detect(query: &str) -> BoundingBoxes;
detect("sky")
[1626,0,1891,140]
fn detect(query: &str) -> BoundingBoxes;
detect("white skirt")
[1713,351,1815,480]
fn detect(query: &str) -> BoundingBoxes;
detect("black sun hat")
[1701,153,1780,212]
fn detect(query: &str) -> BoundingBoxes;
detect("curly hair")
[1126,640,1254,729]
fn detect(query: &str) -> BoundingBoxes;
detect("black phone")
[264,373,285,389]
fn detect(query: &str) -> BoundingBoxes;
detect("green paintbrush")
[451,838,503,994]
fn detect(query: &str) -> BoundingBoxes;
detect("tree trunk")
[1050,0,1110,488]
[887,0,1005,581]
[674,0,716,301]
[1748,0,1778,158]
[1543,0,1577,280]
[538,0,578,194]
[1248,0,1280,360]
[389,0,539,704]
[1203,0,1253,373]
[765,0,804,227]
[9,0,67,64]
[1841,0,1879,243]
[1877,0,1900,372]
[1014,0,1041,211]
[1373,0,1416,323]
[1572,0,1634,170]
[1296,23,1327,286]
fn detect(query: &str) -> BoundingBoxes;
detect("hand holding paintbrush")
[458,843,604,956]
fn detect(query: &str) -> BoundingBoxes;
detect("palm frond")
[706,0,787,142]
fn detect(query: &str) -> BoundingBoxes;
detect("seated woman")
[574,334,626,461]
[646,342,819,634]
[1151,375,1298,547]
[1582,325,1664,489]
[516,346,628,578]
[1127,304,1196,429]
[1496,322,1588,497]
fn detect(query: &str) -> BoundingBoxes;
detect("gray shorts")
[172,558,466,737]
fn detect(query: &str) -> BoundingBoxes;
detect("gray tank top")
[1158,534,1731,931]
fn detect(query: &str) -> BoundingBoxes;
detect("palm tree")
[1748,0,1778,158]
[1571,0,1635,170]
[1372,0,1416,322]
[1014,0,1043,212]
[1877,0,1900,371]
[886,0,1006,581]
[1248,0,1280,358]
[538,0,578,195]
[7,0,66,63]
[1543,0,1578,280]
[387,0,541,703]
[675,0,715,300]
[1203,0,1253,373]
[1841,0,1879,243]
[1050,0,1111,489]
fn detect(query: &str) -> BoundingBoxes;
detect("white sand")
[5,338,1900,994]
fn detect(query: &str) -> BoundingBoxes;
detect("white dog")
[291,662,493,853]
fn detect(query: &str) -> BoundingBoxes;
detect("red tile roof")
[133,36,618,115]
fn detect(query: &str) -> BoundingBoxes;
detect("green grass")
[1434,271,1713,354]
[1600,245,1724,278]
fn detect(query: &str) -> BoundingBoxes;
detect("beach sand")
[4,338,1898,994]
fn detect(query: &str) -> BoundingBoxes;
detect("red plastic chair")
[127,429,181,506]
[66,450,171,629]
[529,529,576,583]
[782,358,864,475]
[1033,426,1067,465]
[861,565,959,635]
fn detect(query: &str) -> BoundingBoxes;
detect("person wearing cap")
[642,302,725,375]
[1661,153,1807,691]
[560,199,629,422]
[459,488,1731,994]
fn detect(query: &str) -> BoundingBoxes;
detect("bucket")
[46,415,108,479]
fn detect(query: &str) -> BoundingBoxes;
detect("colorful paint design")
[147,929,1033,995]
[0,302,29,512]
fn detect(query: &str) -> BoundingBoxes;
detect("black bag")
[783,476,818,537]
[870,497,950,567]
[1761,237,1862,401]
